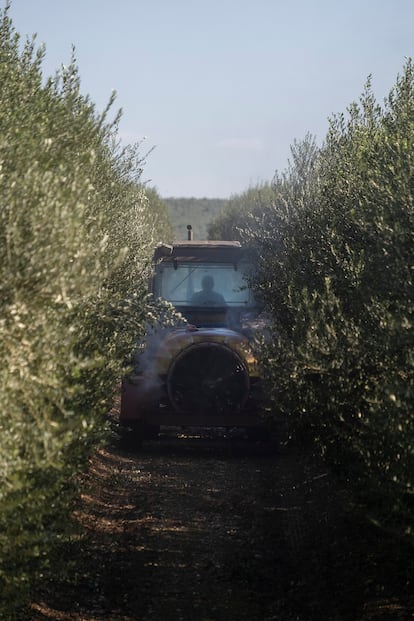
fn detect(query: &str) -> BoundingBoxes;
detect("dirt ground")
[31,427,413,621]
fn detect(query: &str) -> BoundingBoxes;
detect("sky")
[6,0,414,198]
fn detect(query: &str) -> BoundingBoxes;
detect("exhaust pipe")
[187,224,193,240]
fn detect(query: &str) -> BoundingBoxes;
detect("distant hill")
[163,197,228,241]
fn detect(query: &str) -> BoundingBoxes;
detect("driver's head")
[201,275,214,291]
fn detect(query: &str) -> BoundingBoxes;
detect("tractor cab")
[151,240,259,328]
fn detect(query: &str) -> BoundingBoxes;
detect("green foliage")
[0,7,169,617]
[163,196,228,240]
[207,182,276,241]
[249,67,414,542]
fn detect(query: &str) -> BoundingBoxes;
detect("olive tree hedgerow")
[0,8,170,617]
[249,66,414,541]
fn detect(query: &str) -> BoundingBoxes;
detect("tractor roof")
[153,240,244,263]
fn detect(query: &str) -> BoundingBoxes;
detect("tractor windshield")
[154,263,254,308]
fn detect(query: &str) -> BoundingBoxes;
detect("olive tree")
[0,7,169,617]
[251,68,414,542]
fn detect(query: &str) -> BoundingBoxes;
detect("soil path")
[32,429,413,621]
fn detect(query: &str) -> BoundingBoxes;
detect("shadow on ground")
[31,429,414,621]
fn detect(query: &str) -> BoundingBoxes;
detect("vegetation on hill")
[163,196,228,240]
[207,182,276,242]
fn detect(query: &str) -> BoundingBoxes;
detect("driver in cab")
[191,275,226,306]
